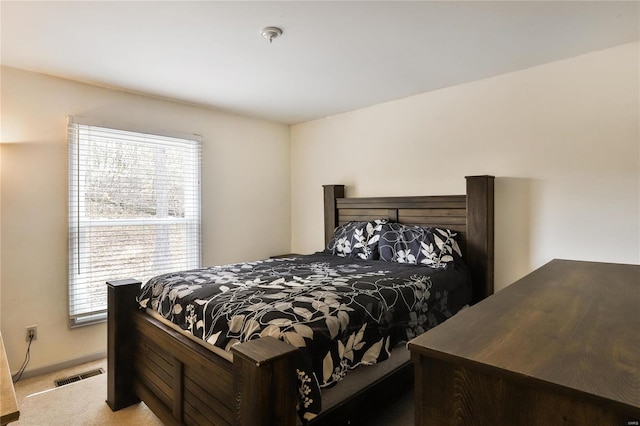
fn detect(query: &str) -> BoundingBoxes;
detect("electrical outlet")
[26,326,37,342]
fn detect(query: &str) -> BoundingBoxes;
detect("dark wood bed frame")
[106,175,494,426]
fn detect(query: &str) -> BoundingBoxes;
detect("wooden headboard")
[323,175,494,302]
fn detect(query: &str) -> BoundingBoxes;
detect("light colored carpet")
[13,359,161,426]
[14,373,162,426]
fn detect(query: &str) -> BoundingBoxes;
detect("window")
[68,118,201,326]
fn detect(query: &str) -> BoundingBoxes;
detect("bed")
[106,175,495,426]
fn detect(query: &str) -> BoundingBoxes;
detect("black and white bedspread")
[137,252,472,422]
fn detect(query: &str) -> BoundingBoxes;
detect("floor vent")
[54,368,104,387]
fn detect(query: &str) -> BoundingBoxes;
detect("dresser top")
[409,259,640,410]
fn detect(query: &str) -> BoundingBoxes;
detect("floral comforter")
[137,252,472,422]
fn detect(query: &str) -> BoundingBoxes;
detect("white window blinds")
[68,118,201,326]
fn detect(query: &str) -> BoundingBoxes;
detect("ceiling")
[1,1,638,124]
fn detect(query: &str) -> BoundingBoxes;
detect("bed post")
[465,176,495,302]
[106,279,142,411]
[323,184,345,246]
[231,337,299,426]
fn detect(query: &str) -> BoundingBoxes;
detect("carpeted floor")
[13,358,413,425]
[13,359,162,426]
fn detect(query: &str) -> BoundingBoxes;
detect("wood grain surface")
[1,333,20,425]
[410,259,640,425]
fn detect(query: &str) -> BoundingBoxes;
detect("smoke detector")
[261,26,283,43]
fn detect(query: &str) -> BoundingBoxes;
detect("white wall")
[291,41,640,291]
[0,66,290,372]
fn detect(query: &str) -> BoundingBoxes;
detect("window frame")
[67,117,202,327]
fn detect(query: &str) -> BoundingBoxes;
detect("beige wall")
[2,40,639,374]
[291,41,640,291]
[0,67,291,372]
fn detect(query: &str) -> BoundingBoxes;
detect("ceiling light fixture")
[261,26,283,43]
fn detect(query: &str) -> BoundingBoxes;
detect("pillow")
[327,219,388,260]
[378,223,462,268]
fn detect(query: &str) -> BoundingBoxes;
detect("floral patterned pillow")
[327,220,388,260]
[378,223,462,268]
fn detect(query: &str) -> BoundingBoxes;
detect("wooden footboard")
[107,279,299,426]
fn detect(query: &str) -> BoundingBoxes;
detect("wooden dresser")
[408,259,639,425]
[1,333,19,425]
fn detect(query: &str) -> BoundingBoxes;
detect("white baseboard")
[18,350,107,380]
